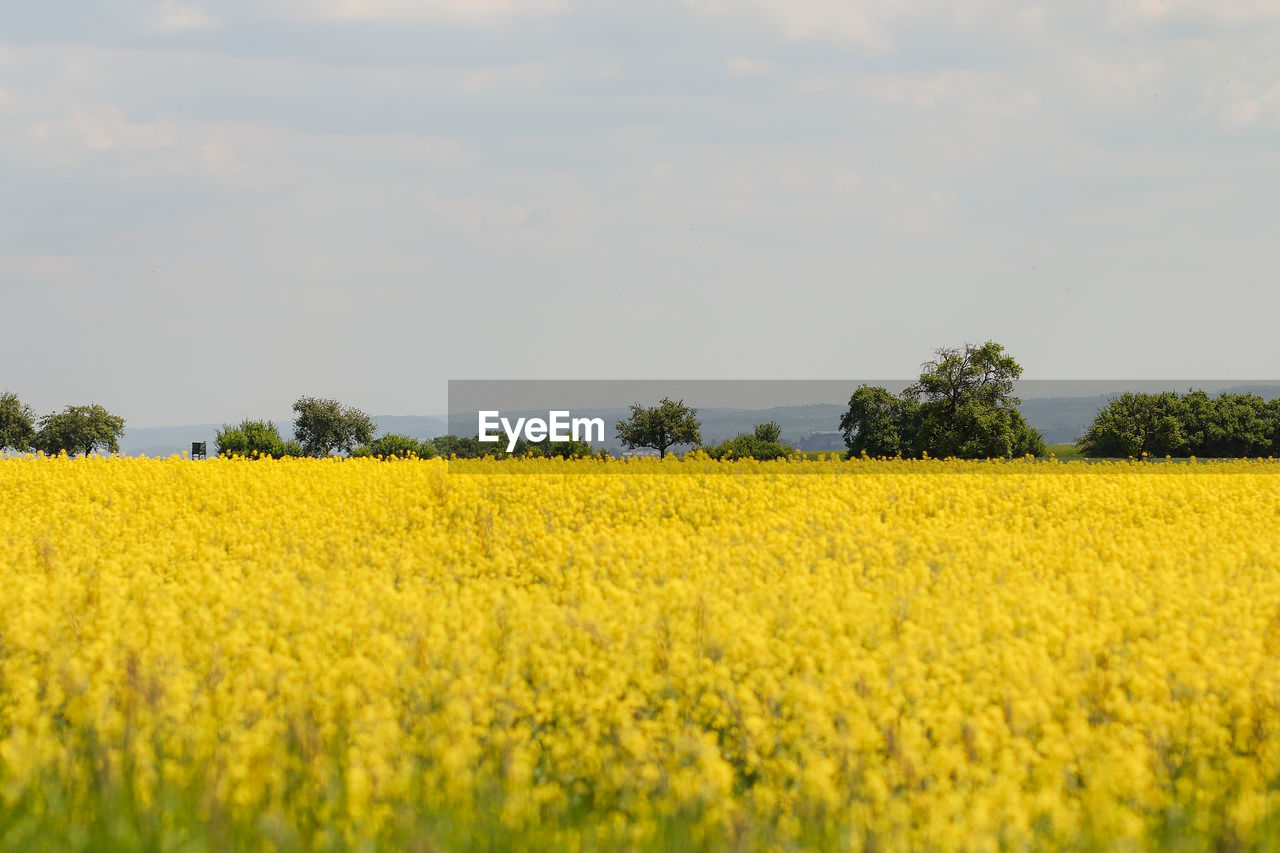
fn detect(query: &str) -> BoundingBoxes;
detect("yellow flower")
[1,455,1279,849]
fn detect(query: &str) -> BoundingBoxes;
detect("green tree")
[1177,390,1215,455]
[215,420,298,458]
[615,398,702,458]
[1268,399,1280,455]
[351,434,437,459]
[431,434,498,459]
[1076,392,1186,458]
[0,391,36,452]
[907,341,1045,458]
[1080,390,1277,459]
[706,422,794,461]
[520,436,597,459]
[909,341,1022,412]
[752,421,782,443]
[1194,392,1273,457]
[915,400,1045,459]
[292,397,376,457]
[838,385,921,458]
[32,404,126,457]
[839,342,1045,459]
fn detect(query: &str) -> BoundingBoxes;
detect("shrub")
[352,434,437,459]
[216,420,298,459]
[706,423,794,461]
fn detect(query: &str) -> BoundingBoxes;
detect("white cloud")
[686,0,1049,50]
[0,43,481,188]
[689,0,894,49]
[593,62,623,80]
[863,176,955,233]
[17,105,283,184]
[0,253,84,281]
[726,56,776,79]
[29,106,178,154]
[460,62,546,94]
[1107,0,1280,29]
[690,0,1280,52]
[271,0,567,25]
[1218,81,1280,131]
[618,149,956,237]
[150,2,219,33]
[1066,54,1166,103]
[795,69,1040,121]
[422,188,532,230]
[1219,98,1260,130]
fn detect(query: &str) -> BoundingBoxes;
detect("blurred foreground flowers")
[2,455,1280,850]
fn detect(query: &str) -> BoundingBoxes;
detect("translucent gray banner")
[442,379,1280,470]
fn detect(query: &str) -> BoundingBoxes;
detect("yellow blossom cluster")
[2,455,1280,850]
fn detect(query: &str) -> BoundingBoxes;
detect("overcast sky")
[2,0,1277,426]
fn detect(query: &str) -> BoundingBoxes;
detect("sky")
[2,0,1277,427]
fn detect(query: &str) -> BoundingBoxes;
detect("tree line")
[837,343,1280,460]
[216,395,793,461]
[837,341,1045,459]
[0,394,125,456]
[214,398,602,461]
[1077,391,1280,458]
[3,344,1277,460]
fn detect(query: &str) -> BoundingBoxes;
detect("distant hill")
[365,415,449,441]
[119,423,226,458]
[1017,396,1116,445]
[118,388,1280,457]
[1020,386,1280,445]
[1220,384,1280,399]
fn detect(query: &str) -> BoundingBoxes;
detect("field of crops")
[2,456,1280,850]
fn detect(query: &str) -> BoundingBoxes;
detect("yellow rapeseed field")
[2,455,1280,850]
